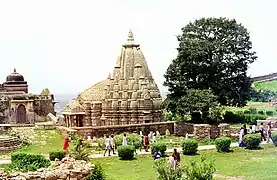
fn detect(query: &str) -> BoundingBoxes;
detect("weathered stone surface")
[62,30,163,128]
[3,158,94,180]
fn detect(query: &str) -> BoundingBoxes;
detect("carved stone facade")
[63,30,163,127]
[0,69,56,124]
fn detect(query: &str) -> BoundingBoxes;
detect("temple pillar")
[85,103,92,126]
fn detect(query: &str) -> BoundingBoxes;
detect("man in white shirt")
[103,135,111,156]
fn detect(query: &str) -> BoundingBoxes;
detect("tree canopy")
[164,17,257,117]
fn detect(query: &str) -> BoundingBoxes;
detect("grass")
[17,129,64,155]
[91,144,277,180]
[253,80,277,92]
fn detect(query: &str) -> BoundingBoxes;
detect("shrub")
[272,132,277,146]
[115,133,141,149]
[249,107,257,114]
[183,156,216,180]
[152,142,167,157]
[6,152,50,172]
[244,134,261,149]
[182,139,198,155]
[154,158,183,180]
[49,151,66,161]
[266,110,274,116]
[70,135,89,161]
[96,138,105,149]
[257,110,265,115]
[215,137,231,152]
[244,109,251,114]
[86,164,106,180]
[117,145,135,160]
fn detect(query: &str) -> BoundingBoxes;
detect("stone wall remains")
[59,122,175,138]
[33,99,55,117]
[174,122,194,136]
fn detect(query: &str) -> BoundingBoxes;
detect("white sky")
[0,0,276,95]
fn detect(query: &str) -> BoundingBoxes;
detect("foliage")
[117,145,135,160]
[183,156,216,180]
[70,135,89,161]
[271,132,277,146]
[154,158,184,180]
[86,163,106,180]
[244,134,261,149]
[223,110,268,124]
[266,110,274,116]
[5,152,50,172]
[215,137,231,152]
[182,139,198,155]
[49,150,66,161]
[152,142,167,157]
[164,17,257,116]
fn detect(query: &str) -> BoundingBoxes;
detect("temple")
[62,30,163,127]
[0,69,56,124]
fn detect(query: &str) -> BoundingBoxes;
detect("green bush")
[117,145,135,160]
[97,138,105,149]
[49,151,66,161]
[182,139,198,155]
[6,152,50,172]
[215,137,231,152]
[152,142,167,157]
[244,109,251,114]
[249,107,257,114]
[272,132,277,146]
[86,164,106,180]
[257,110,264,115]
[154,158,183,180]
[244,134,261,149]
[266,110,274,116]
[115,133,141,149]
[183,156,216,180]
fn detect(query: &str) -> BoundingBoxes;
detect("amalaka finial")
[127,29,134,41]
[13,68,16,73]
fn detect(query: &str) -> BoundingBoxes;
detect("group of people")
[239,123,273,147]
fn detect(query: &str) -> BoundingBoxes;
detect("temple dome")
[6,69,24,82]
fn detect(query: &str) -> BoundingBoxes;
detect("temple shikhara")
[62,30,163,127]
[0,69,56,124]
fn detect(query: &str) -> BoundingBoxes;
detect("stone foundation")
[0,136,22,153]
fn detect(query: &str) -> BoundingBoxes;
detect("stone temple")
[0,69,55,124]
[62,30,163,127]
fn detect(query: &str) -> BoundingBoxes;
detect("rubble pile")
[2,157,94,180]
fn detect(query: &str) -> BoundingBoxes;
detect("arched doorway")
[16,104,27,124]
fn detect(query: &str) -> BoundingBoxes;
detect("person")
[152,133,156,144]
[132,140,137,154]
[153,149,161,160]
[63,135,70,157]
[260,123,266,141]
[172,149,180,170]
[267,123,272,143]
[122,133,127,146]
[249,126,253,134]
[103,135,111,156]
[144,135,150,152]
[140,135,144,152]
[110,134,116,155]
[243,124,247,135]
[239,127,245,147]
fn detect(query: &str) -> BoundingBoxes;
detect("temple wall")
[33,99,55,117]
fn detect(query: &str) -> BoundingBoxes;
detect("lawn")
[91,144,277,180]
[253,80,277,92]
[16,129,64,155]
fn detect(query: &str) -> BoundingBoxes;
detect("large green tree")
[164,17,257,116]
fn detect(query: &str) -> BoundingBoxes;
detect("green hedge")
[117,145,135,160]
[152,142,167,157]
[49,151,66,161]
[223,110,268,124]
[87,163,106,180]
[272,132,277,146]
[182,139,198,155]
[244,134,261,149]
[6,152,50,172]
[215,137,231,152]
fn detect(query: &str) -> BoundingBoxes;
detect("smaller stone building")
[0,69,56,124]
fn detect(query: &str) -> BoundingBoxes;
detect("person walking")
[267,123,272,143]
[140,135,144,152]
[144,135,150,152]
[110,134,116,155]
[172,149,181,170]
[152,133,156,144]
[122,133,127,146]
[260,123,266,141]
[103,135,111,156]
[63,135,70,157]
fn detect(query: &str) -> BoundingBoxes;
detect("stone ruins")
[62,30,163,127]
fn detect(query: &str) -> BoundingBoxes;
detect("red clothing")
[144,136,149,145]
[63,138,69,150]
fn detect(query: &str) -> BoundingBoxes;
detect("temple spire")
[13,68,16,73]
[127,29,134,42]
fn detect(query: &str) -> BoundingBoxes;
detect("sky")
[0,0,276,96]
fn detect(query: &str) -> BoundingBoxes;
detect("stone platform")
[0,136,22,153]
